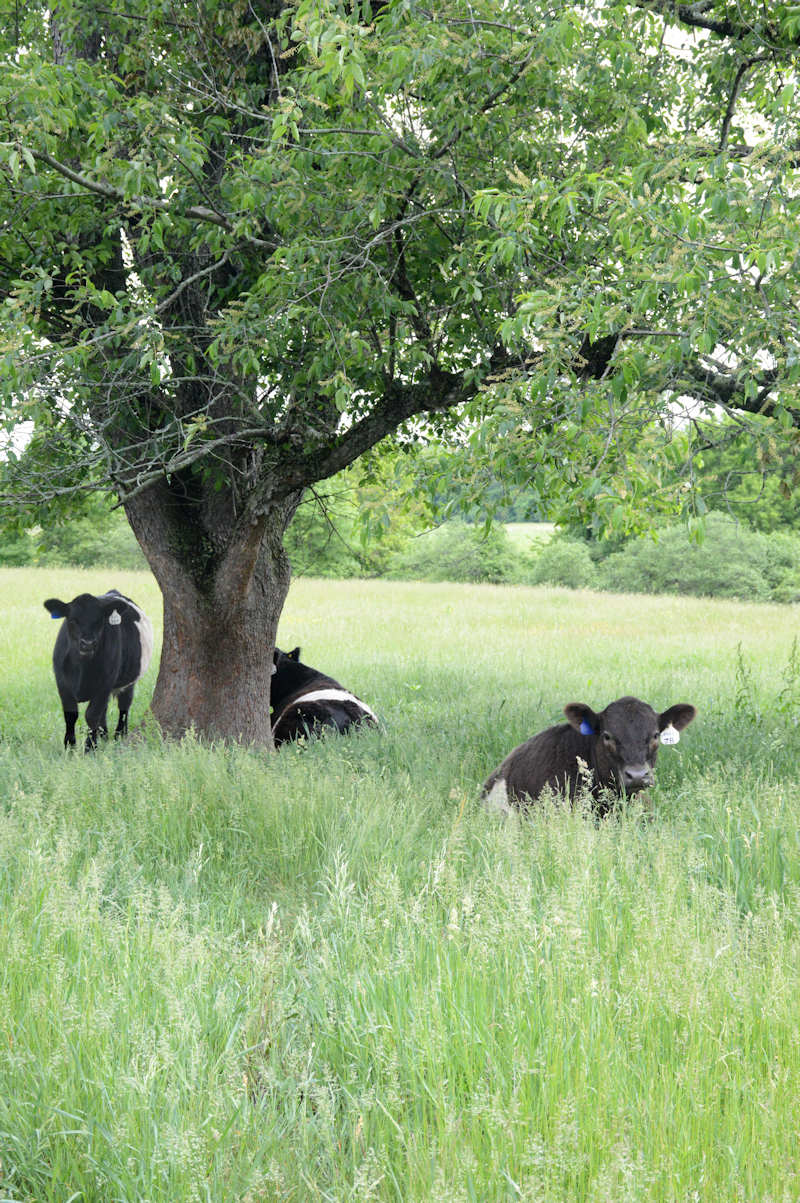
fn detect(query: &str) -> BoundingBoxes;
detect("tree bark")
[124,482,299,745]
[152,559,288,745]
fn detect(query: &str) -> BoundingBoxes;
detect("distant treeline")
[4,504,799,604]
[363,514,800,604]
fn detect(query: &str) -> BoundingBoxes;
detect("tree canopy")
[1,0,799,740]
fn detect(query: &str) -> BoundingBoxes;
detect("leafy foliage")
[689,420,800,532]
[282,491,368,579]
[283,452,431,577]
[2,1,800,533]
[599,511,800,601]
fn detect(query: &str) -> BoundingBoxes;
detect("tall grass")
[1,568,800,1200]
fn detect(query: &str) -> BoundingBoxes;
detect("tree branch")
[111,424,281,505]
[719,56,770,151]
[24,146,277,249]
[153,251,233,315]
[679,362,791,421]
[274,349,516,497]
[629,1,753,40]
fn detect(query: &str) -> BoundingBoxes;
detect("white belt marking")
[102,594,153,692]
[272,687,378,733]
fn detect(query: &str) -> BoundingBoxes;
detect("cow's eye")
[602,731,614,745]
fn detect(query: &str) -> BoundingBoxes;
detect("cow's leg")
[63,709,79,749]
[84,695,110,752]
[56,685,79,749]
[114,685,135,739]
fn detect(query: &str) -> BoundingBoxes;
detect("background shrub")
[762,530,800,602]
[0,511,147,571]
[526,537,599,589]
[7,499,800,602]
[388,521,517,583]
[36,513,148,570]
[0,530,38,567]
[597,512,800,601]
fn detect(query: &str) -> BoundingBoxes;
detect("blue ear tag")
[579,719,593,736]
[51,613,62,619]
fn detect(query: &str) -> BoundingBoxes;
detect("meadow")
[1,566,800,1202]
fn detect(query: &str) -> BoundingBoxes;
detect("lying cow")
[483,695,696,813]
[44,590,154,750]
[271,646,378,747]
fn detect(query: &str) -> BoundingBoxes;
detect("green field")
[503,521,555,551]
[1,567,800,1201]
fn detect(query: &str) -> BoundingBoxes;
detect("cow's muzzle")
[78,638,99,657]
[622,764,654,792]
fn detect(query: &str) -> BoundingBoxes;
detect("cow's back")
[484,723,597,807]
[273,695,376,746]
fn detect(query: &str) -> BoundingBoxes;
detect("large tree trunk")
[150,549,290,745]
[124,481,299,746]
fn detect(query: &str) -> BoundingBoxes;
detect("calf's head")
[44,594,123,659]
[272,646,301,668]
[565,696,696,794]
[271,646,308,704]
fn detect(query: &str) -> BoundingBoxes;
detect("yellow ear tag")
[660,724,679,745]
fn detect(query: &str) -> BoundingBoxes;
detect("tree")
[2,1,800,743]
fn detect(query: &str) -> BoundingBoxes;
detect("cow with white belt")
[270,646,379,748]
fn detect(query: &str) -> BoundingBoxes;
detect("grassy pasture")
[1,566,800,1201]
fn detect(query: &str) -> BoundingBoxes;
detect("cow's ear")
[289,647,301,661]
[97,596,123,625]
[565,703,598,735]
[659,704,696,732]
[44,598,69,619]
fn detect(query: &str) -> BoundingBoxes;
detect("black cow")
[483,695,696,813]
[271,646,378,747]
[44,590,154,750]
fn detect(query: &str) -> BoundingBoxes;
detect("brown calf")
[483,695,696,813]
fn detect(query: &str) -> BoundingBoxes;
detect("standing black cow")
[483,695,696,813]
[44,590,154,750]
[271,646,378,747]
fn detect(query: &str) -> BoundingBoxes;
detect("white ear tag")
[271,663,277,676]
[660,724,679,745]
[109,609,122,626]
